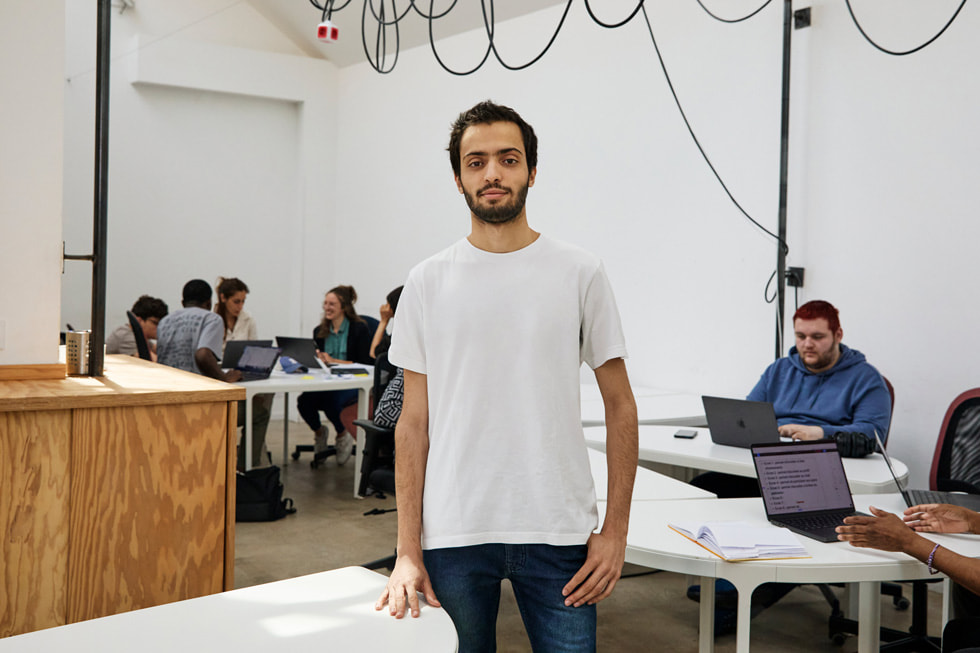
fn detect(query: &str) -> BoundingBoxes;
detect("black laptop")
[873,431,980,510]
[702,396,784,449]
[751,439,866,542]
[222,339,273,370]
[233,346,280,382]
[276,336,330,372]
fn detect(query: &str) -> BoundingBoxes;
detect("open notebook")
[668,521,809,561]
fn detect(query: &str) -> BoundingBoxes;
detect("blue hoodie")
[747,344,891,443]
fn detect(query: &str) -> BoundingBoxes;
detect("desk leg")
[244,395,253,471]
[352,386,368,498]
[698,576,715,653]
[282,392,290,466]
[735,584,752,653]
[856,581,880,653]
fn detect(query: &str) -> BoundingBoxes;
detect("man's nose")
[483,161,502,184]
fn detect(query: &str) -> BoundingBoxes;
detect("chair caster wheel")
[830,632,847,647]
[291,451,301,460]
[894,596,910,610]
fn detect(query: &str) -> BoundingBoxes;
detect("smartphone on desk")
[673,429,698,439]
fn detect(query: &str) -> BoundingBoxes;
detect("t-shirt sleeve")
[387,272,426,375]
[580,261,628,370]
[199,313,225,361]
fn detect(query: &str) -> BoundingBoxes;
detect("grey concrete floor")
[235,421,943,652]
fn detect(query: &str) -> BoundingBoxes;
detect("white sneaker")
[336,431,354,465]
[313,426,329,454]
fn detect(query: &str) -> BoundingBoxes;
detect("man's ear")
[454,175,464,194]
[528,167,536,188]
[835,328,844,343]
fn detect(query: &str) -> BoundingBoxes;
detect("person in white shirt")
[215,276,273,468]
[375,100,638,652]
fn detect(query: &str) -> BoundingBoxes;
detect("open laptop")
[275,336,331,372]
[222,339,273,370]
[873,431,980,510]
[751,439,866,542]
[234,346,281,382]
[702,396,784,449]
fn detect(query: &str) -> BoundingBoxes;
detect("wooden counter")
[0,355,245,638]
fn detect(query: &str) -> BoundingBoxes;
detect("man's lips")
[479,188,508,199]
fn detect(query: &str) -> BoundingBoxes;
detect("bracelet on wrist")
[926,543,941,575]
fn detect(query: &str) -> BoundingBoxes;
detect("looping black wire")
[639,5,788,254]
[764,269,778,303]
[844,0,968,56]
[366,0,414,26]
[484,0,574,71]
[361,0,400,73]
[410,0,459,21]
[695,0,774,24]
[584,0,645,28]
[427,0,492,75]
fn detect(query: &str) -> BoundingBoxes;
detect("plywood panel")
[0,411,71,637]
[0,354,243,413]
[67,403,228,622]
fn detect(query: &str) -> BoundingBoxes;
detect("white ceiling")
[246,0,567,67]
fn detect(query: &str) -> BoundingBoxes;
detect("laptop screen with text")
[753,441,855,517]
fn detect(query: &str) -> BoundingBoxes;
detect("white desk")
[238,370,373,497]
[604,494,980,653]
[587,448,716,502]
[581,392,707,428]
[0,566,457,652]
[585,424,909,495]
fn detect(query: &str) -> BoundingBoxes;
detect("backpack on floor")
[235,465,296,522]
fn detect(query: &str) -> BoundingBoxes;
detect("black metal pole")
[90,0,111,376]
[775,0,792,360]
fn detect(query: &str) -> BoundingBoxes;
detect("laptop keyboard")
[780,512,851,531]
[907,489,949,505]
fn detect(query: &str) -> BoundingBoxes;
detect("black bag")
[235,465,296,522]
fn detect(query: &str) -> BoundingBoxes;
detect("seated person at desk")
[694,299,891,497]
[837,504,980,651]
[215,275,272,468]
[157,279,241,383]
[369,285,403,360]
[106,295,168,360]
[297,285,373,466]
[689,299,892,630]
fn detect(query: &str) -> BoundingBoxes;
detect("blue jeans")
[423,543,596,653]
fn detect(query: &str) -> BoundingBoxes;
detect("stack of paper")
[668,520,809,561]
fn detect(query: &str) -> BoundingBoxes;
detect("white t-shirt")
[389,235,627,550]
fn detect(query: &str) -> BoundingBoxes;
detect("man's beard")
[463,181,530,224]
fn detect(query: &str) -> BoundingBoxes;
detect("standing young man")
[375,101,638,651]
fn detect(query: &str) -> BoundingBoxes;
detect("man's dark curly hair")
[447,100,538,177]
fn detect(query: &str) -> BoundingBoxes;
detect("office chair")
[126,311,152,360]
[930,387,980,496]
[353,351,397,497]
[354,351,399,571]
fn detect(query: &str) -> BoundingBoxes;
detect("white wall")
[334,1,980,486]
[0,2,64,366]
[62,0,338,347]
[21,0,979,486]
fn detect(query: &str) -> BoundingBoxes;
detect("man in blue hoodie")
[748,299,891,447]
[689,300,892,630]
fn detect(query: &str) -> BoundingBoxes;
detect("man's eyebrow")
[463,147,523,159]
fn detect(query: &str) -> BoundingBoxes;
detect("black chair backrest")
[931,388,980,493]
[126,311,152,361]
[373,350,396,401]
